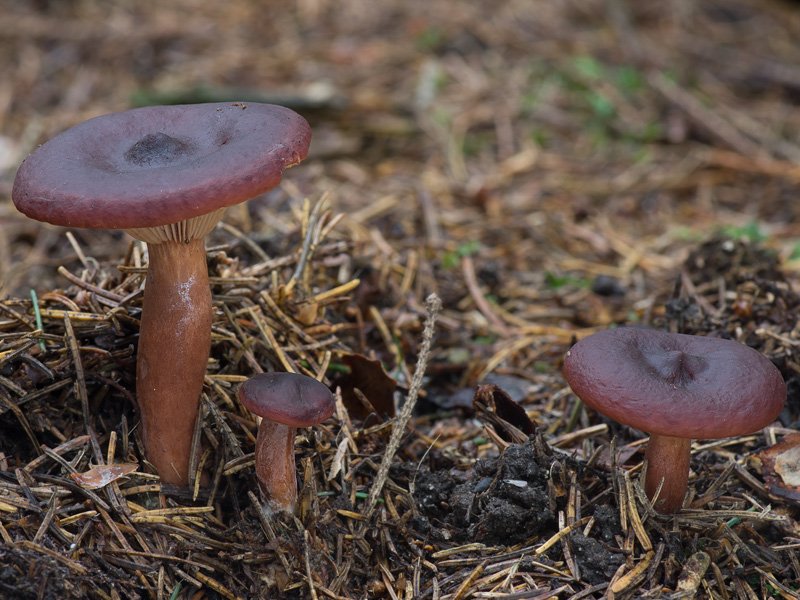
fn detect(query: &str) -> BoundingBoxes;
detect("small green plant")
[529,128,549,147]
[672,226,705,241]
[324,362,351,374]
[615,65,644,92]
[587,91,614,119]
[463,130,494,157]
[558,56,662,146]
[572,55,604,80]
[788,241,800,261]
[718,220,767,243]
[416,25,445,52]
[355,491,383,503]
[29,289,46,351]
[432,105,453,127]
[441,240,481,269]
[544,271,591,290]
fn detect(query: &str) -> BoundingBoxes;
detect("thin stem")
[254,420,297,515]
[137,238,211,486]
[644,433,691,514]
[360,293,442,525]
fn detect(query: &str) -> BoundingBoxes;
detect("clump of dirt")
[684,236,784,285]
[405,439,627,583]
[569,505,625,584]
[405,441,561,546]
[408,465,461,518]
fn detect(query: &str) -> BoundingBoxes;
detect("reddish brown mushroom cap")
[239,372,335,428]
[563,328,785,439]
[12,102,311,230]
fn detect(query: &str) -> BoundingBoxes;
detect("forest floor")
[2,0,800,598]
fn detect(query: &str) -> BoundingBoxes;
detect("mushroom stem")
[644,433,691,514]
[137,238,212,486]
[254,420,298,515]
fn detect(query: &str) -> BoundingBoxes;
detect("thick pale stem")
[644,433,691,514]
[254,420,298,515]
[137,238,211,485]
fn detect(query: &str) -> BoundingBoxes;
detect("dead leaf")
[70,463,138,490]
[473,384,536,444]
[335,353,397,422]
[751,433,800,503]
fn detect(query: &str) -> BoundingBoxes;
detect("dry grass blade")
[533,517,591,557]
[359,293,441,525]
[609,550,655,595]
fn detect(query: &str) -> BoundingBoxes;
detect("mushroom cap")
[12,102,311,230]
[563,328,785,439]
[238,372,335,428]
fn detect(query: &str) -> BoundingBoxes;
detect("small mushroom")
[13,102,311,485]
[563,327,785,513]
[238,372,335,515]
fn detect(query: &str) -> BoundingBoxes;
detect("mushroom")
[562,327,785,513]
[238,372,335,515]
[12,102,311,485]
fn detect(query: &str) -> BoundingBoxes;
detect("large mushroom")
[563,327,785,513]
[238,372,335,515]
[12,102,311,485]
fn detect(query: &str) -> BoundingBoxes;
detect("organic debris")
[4,0,800,598]
[751,433,800,504]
